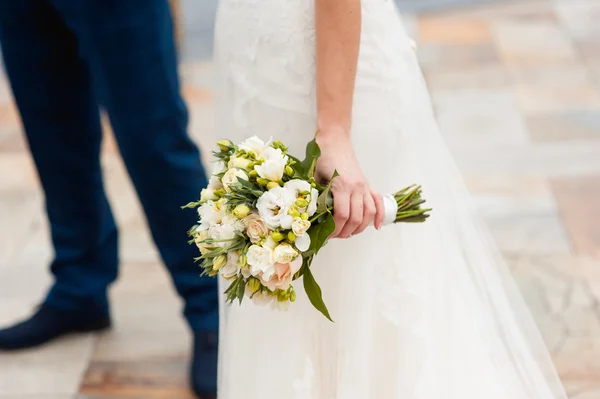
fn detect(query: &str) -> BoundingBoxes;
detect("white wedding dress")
[213,1,569,398]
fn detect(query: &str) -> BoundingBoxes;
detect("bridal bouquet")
[183,135,431,320]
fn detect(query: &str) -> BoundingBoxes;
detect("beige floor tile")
[0,154,38,192]
[424,65,511,90]
[551,176,600,258]
[492,20,578,67]
[0,191,41,269]
[554,0,600,40]
[418,17,492,45]
[507,64,592,87]
[433,89,530,149]
[526,109,600,141]
[0,331,96,396]
[514,85,600,115]
[0,396,74,399]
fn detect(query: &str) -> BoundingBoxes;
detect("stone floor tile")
[0,331,96,396]
[506,64,592,87]
[0,191,41,269]
[0,396,74,399]
[0,154,38,192]
[424,65,511,90]
[79,357,195,399]
[550,176,600,259]
[418,17,492,44]
[492,21,578,67]
[417,42,501,73]
[514,85,600,115]
[432,89,530,149]
[526,109,600,141]
[554,0,600,40]
[485,214,572,255]
[452,140,600,179]
[431,1,557,22]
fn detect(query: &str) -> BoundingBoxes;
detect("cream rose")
[220,251,241,279]
[221,168,248,192]
[292,218,311,237]
[207,175,223,190]
[273,243,298,265]
[200,188,217,201]
[261,256,302,292]
[243,213,270,243]
[247,244,275,280]
[194,230,210,255]
[228,156,253,171]
[211,160,226,175]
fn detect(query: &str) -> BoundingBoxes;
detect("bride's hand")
[316,131,385,238]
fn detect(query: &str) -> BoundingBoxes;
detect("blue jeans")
[0,0,218,332]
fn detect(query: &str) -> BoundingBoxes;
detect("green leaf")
[317,170,339,213]
[303,262,333,322]
[237,278,247,304]
[307,213,335,254]
[301,138,321,178]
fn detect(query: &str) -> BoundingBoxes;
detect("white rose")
[243,213,270,243]
[254,147,288,182]
[221,168,248,192]
[256,187,295,229]
[247,244,275,280]
[222,214,246,233]
[207,175,223,190]
[239,136,269,157]
[200,188,217,201]
[273,243,298,265]
[197,200,226,228]
[220,251,241,279]
[228,156,253,171]
[208,222,237,249]
[292,218,311,237]
[295,233,311,252]
[211,160,226,175]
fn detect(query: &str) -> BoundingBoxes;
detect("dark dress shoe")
[191,330,218,398]
[0,304,111,350]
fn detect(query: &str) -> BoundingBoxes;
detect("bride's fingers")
[354,191,375,235]
[339,192,363,239]
[331,188,350,238]
[371,189,385,230]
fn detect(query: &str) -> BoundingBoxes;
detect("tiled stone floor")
[1,0,600,398]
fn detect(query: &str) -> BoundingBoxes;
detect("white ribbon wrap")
[382,194,398,226]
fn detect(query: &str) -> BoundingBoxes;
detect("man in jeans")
[0,1,218,397]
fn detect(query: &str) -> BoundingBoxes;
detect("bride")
[213,0,569,398]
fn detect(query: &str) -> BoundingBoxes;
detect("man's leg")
[52,0,218,395]
[0,0,117,325]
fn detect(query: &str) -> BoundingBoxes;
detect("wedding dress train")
[213,0,568,397]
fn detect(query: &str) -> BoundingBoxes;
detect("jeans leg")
[0,0,118,314]
[53,0,218,331]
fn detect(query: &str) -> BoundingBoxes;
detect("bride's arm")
[314,0,384,237]
[315,0,360,134]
